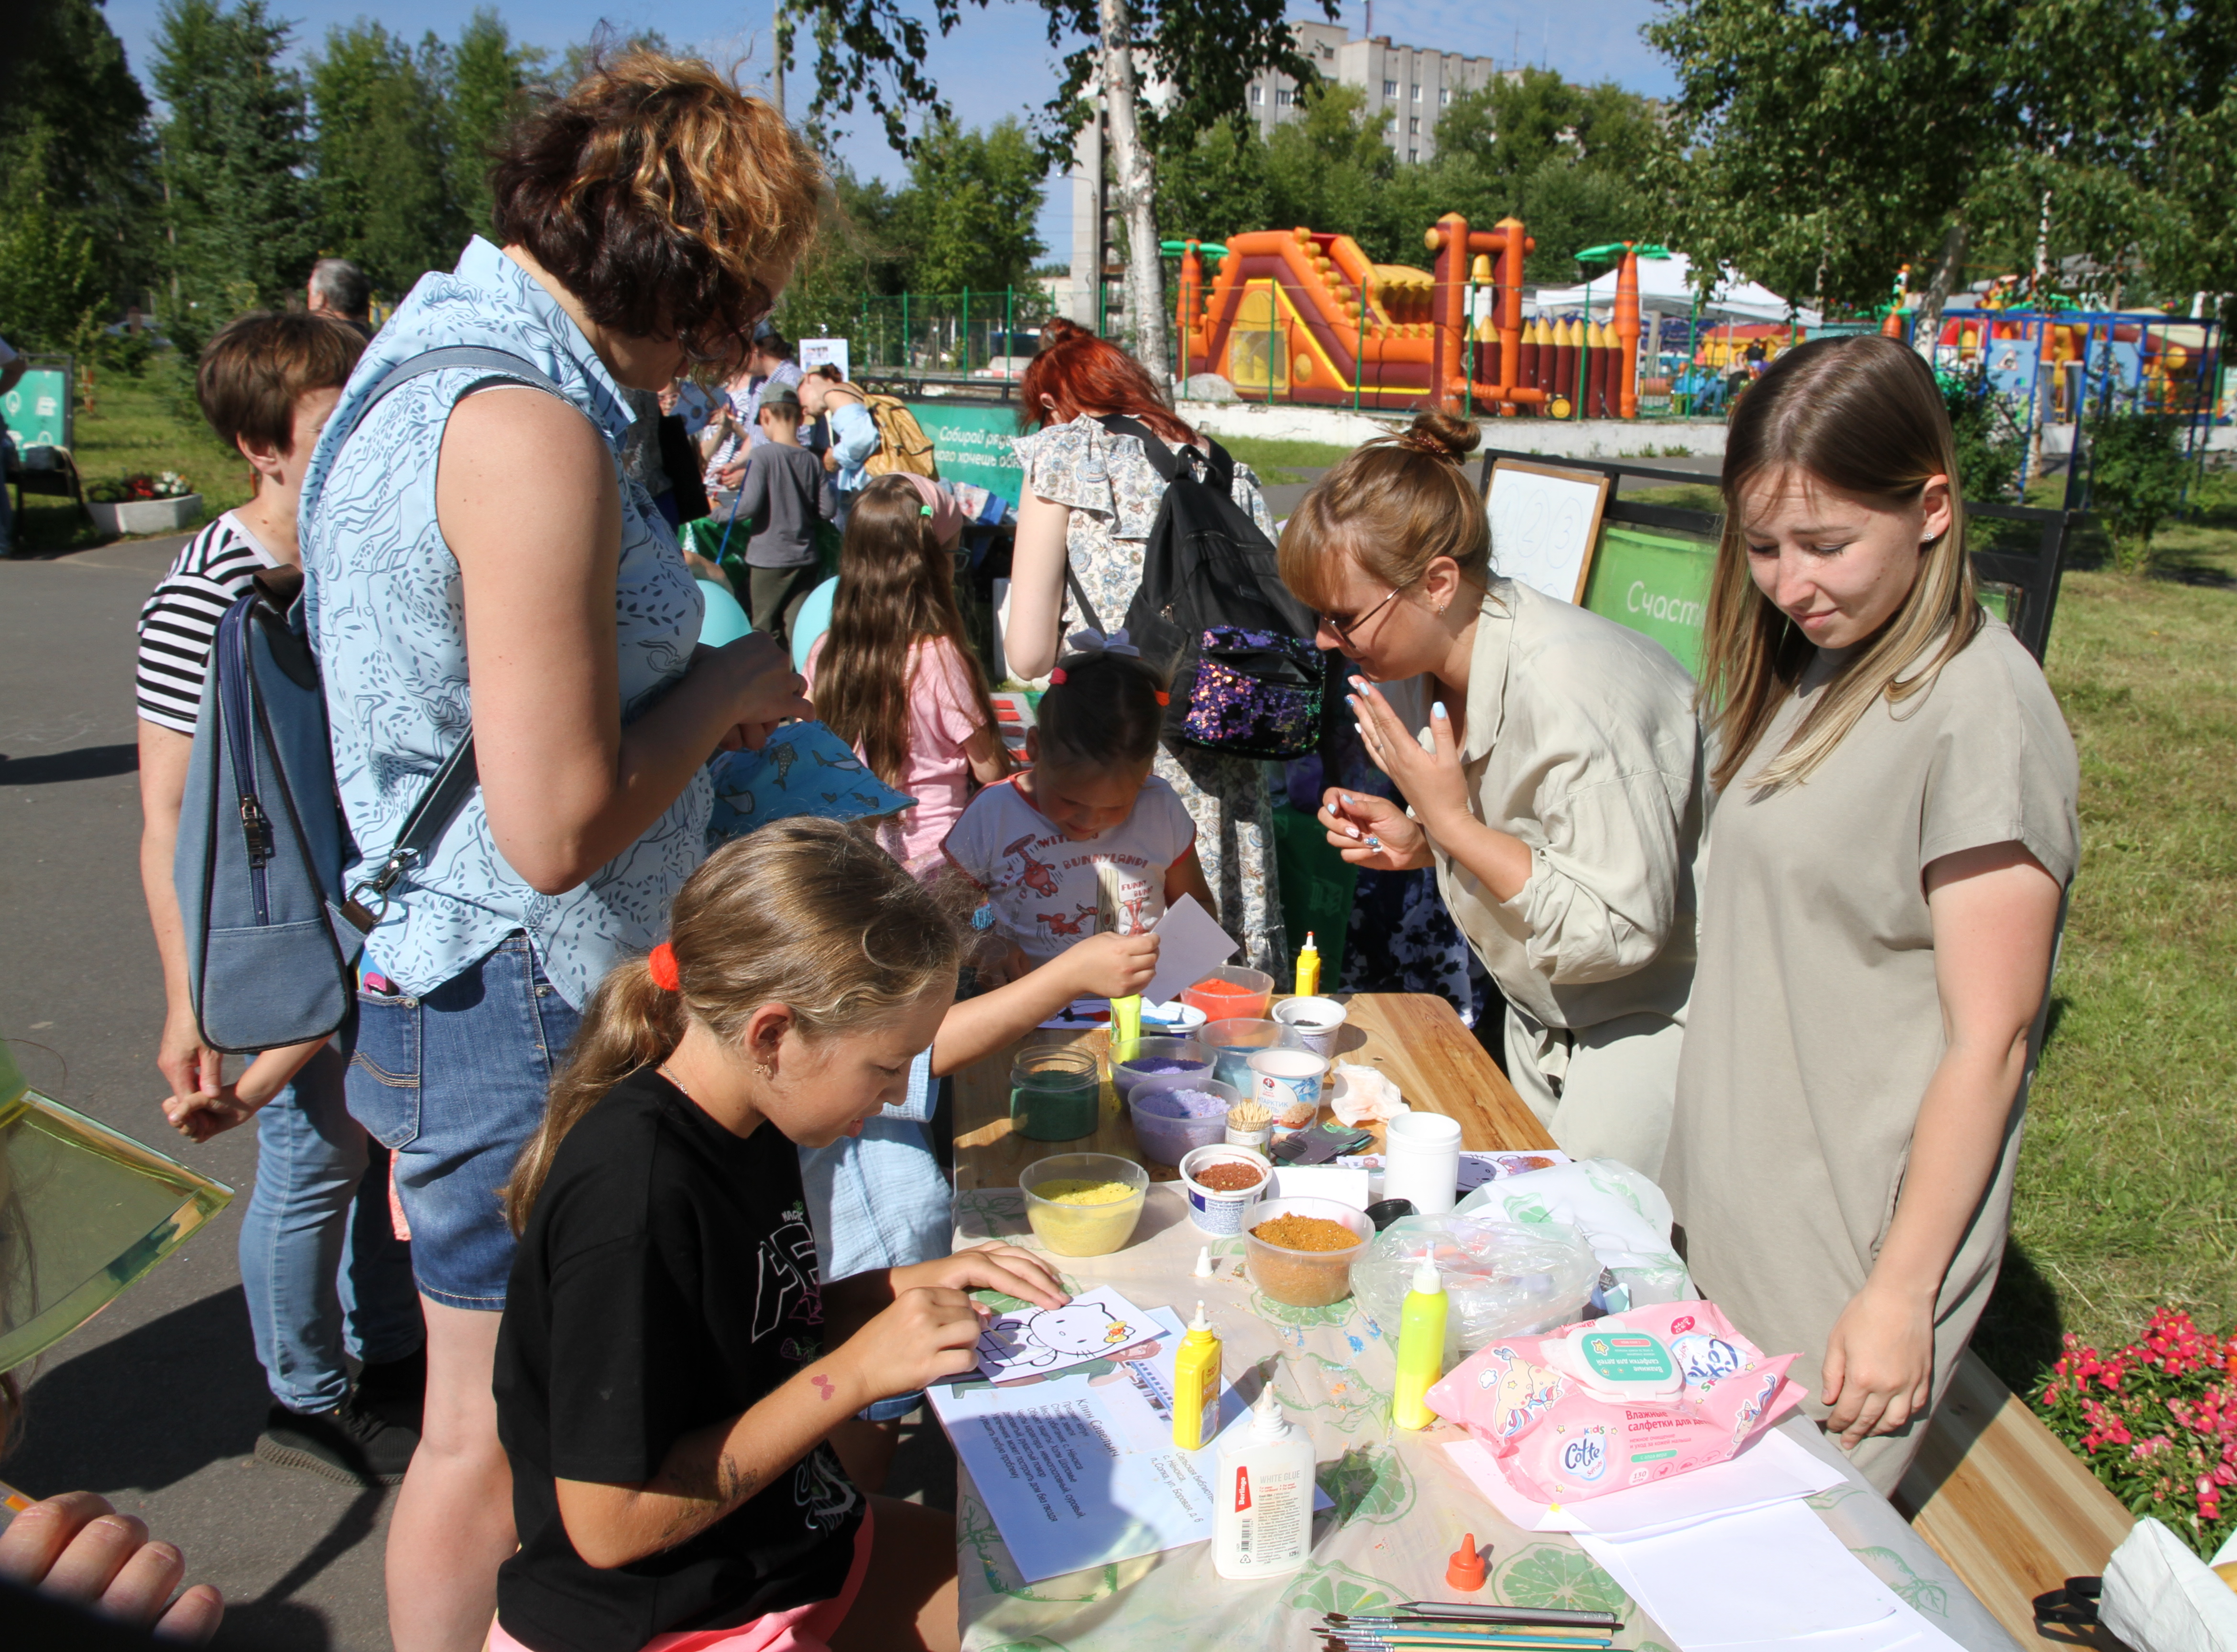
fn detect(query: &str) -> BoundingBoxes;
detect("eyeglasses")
[1320,582,1410,648]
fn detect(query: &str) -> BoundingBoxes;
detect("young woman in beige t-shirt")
[1662,336,2079,1493]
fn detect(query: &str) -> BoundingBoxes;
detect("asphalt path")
[0,531,399,1649]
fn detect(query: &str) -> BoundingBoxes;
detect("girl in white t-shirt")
[943,634,1217,973]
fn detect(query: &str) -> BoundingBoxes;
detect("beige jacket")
[1384,578,1703,1032]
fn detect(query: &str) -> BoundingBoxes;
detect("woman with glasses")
[1278,412,1703,1177]
[299,54,820,1652]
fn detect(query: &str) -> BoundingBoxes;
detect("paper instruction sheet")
[931,1305,1329,1583]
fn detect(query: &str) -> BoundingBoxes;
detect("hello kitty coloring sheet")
[975,1286,1159,1380]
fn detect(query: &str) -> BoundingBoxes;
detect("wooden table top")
[951,991,1551,1192]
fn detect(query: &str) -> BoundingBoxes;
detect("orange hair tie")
[647,941,682,992]
[1048,667,1068,685]
[1153,691,1170,706]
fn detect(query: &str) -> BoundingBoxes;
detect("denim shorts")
[347,934,581,1310]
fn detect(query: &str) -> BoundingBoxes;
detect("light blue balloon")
[696,578,753,648]
[790,576,839,671]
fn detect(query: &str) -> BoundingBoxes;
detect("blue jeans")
[238,1041,422,1412]
[348,935,581,1310]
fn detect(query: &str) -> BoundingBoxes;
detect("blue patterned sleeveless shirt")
[300,238,708,1009]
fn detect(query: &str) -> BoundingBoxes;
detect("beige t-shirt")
[1663,619,2080,1399]
[1384,578,1703,1033]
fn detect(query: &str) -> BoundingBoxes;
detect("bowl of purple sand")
[1111,1038,1214,1101]
[1128,1076,1244,1166]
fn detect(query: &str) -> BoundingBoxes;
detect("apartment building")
[1244,19,1506,164]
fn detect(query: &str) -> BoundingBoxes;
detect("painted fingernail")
[1433,701,1448,720]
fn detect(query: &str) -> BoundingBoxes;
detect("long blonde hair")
[503,819,963,1233]
[1701,335,1981,793]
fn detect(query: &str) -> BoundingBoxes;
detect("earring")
[754,1061,775,1080]
[1434,600,1449,615]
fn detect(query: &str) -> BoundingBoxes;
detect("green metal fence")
[842,288,1064,377]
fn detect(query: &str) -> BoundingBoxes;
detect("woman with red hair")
[1004,328,1287,972]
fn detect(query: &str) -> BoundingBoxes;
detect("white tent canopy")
[1524,251,1822,328]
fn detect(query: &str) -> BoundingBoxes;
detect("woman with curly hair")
[298,54,822,1650]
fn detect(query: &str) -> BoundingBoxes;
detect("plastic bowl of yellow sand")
[1020,1153,1151,1257]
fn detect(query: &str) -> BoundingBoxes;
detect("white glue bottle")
[1212,1382,1315,1579]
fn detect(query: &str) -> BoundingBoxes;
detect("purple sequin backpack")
[1082,415,1328,761]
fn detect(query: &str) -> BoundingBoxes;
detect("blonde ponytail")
[503,818,964,1232]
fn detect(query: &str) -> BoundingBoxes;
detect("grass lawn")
[13,358,251,553]
[1974,468,2237,1389]
[1216,435,1359,484]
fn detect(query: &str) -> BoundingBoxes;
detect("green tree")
[151,0,316,338]
[310,24,461,295]
[1646,0,2225,333]
[905,117,1048,294]
[0,164,110,352]
[449,11,546,238]
[0,0,156,306]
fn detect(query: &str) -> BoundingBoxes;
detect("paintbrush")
[1093,858,1143,1054]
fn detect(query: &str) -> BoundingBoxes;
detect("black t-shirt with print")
[493,1069,862,1652]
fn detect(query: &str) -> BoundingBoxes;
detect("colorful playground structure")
[1171,215,1655,417]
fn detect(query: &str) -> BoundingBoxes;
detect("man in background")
[306,258,374,338]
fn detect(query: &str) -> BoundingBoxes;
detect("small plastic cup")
[1128,1075,1242,1166]
[1178,1144,1273,1236]
[1243,1196,1374,1306]
[1225,1102,1274,1151]
[1273,995,1348,1057]
[1009,1046,1101,1141]
[1110,1037,1215,1102]
[1180,965,1275,1025]
[1249,1046,1330,1135]
[1200,1018,1290,1089]
[1020,1153,1150,1257]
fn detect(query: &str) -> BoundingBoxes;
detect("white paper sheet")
[1578,1501,1899,1645]
[1267,1164,1373,1209]
[1139,895,1241,1007]
[930,1305,1330,1583]
[976,1286,1161,1381]
[1442,1422,1843,1536]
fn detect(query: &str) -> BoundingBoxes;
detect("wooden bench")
[1903,1351,2136,1648]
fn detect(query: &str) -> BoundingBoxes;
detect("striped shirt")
[134,513,281,734]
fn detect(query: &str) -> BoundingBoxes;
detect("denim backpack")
[174,346,565,1051]
[1087,414,1327,761]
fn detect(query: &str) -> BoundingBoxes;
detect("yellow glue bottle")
[1171,1301,1223,1450]
[1391,1251,1448,1430]
[1294,932,1321,997]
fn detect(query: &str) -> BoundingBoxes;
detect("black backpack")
[1080,414,1326,761]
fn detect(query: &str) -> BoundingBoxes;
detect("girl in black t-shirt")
[491,820,1067,1652]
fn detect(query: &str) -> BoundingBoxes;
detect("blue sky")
[101,0,1679,262]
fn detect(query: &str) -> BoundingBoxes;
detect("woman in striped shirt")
[135,312,427,1487]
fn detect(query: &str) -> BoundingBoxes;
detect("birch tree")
[788,0,1328,377]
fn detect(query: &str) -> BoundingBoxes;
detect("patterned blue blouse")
[299,237,709,1010]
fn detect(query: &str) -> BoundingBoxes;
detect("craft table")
[947,992,2019,1652]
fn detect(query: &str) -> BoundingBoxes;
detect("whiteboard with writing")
[1486,459,1613,604]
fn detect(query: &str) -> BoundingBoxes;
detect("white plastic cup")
[1381,1110,1462,1215]
[1273,996,1347,1056]
[1249,1047,1329,1135]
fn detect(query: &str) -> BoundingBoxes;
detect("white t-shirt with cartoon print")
[942,774,1196,964]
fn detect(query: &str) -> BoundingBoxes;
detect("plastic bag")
[1350,1214,1598,1366]
[2100,1518,2237,1652]
[1456,1157,1693,1311]
[1427,1301,1804,1503]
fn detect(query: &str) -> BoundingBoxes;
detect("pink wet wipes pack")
[1423,1301,1805,1502]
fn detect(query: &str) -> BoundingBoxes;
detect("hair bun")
[1397,410,1480,463]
